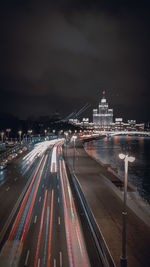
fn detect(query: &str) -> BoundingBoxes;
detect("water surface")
[85,136,150,204]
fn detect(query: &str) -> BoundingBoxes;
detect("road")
[0,140,91,267]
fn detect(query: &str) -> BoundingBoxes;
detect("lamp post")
[64,132,68,157]
[119,153,135,267]
[44,129,47,138]
[28,129,32,143]
[6,128,11,141]
[18,130,22,143]
[1,131,4,143]
[72,135,77,172]
[23,134,26,144]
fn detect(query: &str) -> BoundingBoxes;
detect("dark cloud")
[0,0,150,122]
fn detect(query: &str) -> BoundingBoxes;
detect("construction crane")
[73,103,90,119]
[57,103,91,123]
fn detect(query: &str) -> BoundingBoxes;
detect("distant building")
[69,119,79,124]
[111,118,144,131]
[69,91,145,131]
[93,91,113,129]
[114,118,124,131]
[127,120,136,130]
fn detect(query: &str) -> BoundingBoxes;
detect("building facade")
[69,91,145,131]
[93,91,113,129]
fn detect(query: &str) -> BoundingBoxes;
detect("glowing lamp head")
[119,153,125,159]
[119,153,126,160]
[119,153,135,162]
[128,156,135,163]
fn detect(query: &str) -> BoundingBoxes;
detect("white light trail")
[22,139,65,171]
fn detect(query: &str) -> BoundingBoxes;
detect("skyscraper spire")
[101,90,106,103]
[102,90,106,99]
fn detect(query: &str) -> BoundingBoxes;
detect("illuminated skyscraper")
[93,91,113,129]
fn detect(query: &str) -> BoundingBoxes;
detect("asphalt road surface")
[0,140,91,267]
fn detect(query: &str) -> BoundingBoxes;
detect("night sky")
[0,1,150,122]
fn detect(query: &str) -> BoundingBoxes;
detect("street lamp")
[6,128,11,141]
[23,133,26,144]
[28,129,32,143]
[0,131,5,143]
[18,130,22,143]
[119,153,135,267]
[28,129,32,135]
[64,132,68,157]
[72,135,77,172]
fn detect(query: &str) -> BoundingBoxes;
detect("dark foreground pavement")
[66,142,150,267]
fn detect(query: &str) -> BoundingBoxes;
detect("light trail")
[60,159,90,267]
[43,207,50,265]
[0,154,47,266]
[47,190,54,267]
[50,146,57,173]
[59,161,74,267]
[72,195,89,264]
[22,139,65,173]
[20,155,47,244]
[50,139,65,173]
[8,155,44,241]
[15,154,47,241]
[59,251,62,267]
[34,190,48,267]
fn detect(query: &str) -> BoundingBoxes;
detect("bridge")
[104,131,150,137]
[79,130,150,142]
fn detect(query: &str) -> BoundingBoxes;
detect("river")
[85,136,150,204]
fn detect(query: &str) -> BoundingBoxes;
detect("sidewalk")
[66,143,150,267]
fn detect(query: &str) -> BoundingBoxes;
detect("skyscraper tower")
[93,91,113,129]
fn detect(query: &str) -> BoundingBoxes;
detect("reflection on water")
[85,136,150,204]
